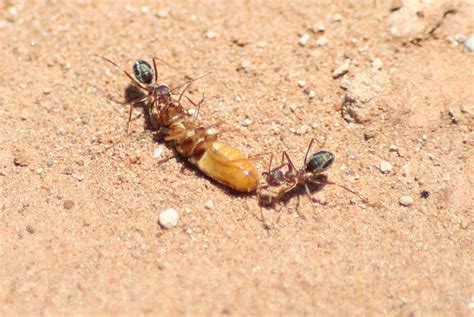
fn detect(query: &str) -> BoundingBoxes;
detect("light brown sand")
[1,1,473,316]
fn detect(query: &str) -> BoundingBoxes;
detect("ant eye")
[306,151,335,174]
[133,60,154,84]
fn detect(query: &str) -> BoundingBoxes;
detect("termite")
[258,138,369,207]
[98,56,259,192]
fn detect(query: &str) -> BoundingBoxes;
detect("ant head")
[133,60,154,84]
[155,84,171,103]
[306,151,335,174]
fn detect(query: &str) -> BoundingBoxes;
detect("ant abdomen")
[306,151,334,174]
[133,60,154,84]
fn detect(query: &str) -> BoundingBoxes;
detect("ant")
[258,138,370,218]
[96,55,206,132]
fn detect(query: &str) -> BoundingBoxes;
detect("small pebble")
[256,40,268,48]
[453,34,466,43]
[241,118,253,127]
[205,30,218,39]
[13,149,30,167]
[420,190,429,199]
[26,225,35,234]
[158,208,179,229]
[295,125,310,135]
[315,36,328,47]
[372,58,383,70]
[312,22,325,33]
[297,80,306,88]
[399,195,414,206]
[63,200,75,210]
[204,200,214,209]
[299,33,310,46]
[43,88,52,95]
[153,146,164,158]
[305,89,317,99]
[464,36,474,53]
[238,60,251,72]
[332,59,351,79]
[73,174,85,181]
[379,160,393,173]
[62,167,73,175]
[156,9,169,18]
[332,13,343,22]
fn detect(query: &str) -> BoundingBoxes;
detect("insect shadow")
[123,84,156,131]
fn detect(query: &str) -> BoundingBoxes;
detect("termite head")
[306,151,334,174]
[133,60,154,84]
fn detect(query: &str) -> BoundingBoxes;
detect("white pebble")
[241,118,253,127]
[332,13,343,22]
[156,10,169,18]
[153,146,164,158]
[372,58,383,70]
[312,22,325,33]
[464,36,474,53]
[295,125,311,135]
[299,33,310,46]
[399,196,413,206]
[297,80,306,88]
[256,40,268,48]
[158,208,179,229]
[206,30,218,39]
[315,36,328,47]
[306,89,317,99]
[204,200,214,209]
[379,160,393,173]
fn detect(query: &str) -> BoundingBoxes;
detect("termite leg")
[185,94,205,121]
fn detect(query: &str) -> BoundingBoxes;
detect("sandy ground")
[1,0,473,316]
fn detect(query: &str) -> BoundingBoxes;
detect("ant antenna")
[170,71,213,94]
[152,58,159,84]
[94,54,147,90]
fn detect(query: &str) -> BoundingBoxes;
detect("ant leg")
[267,153,274,177]
[309,177,371,205]
[282,151,297,173]
[152,58,159,84]
[294,194,306,220]
[95,54,147,90]
[152,56,177,70]
[126,95,149,133]
[304,138,315,165]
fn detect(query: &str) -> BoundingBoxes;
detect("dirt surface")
[1,1,473,316]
